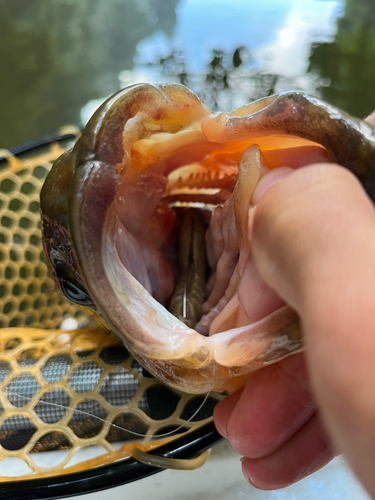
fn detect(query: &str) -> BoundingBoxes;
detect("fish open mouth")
[42,83,375,393]
[105,133,328,339]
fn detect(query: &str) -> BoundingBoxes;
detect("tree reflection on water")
[148,46,322,112]
[0,0,178,148]
[0,0,374,149]
[309,0,375,118]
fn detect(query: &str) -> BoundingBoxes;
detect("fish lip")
[72,83,162,166]
[73,82,211,170]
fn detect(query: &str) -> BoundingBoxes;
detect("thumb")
[251,163,375,316]
[250,163,375,497]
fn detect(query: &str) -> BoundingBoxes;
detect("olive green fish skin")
[215,92,375,198]
[270,93,375,182]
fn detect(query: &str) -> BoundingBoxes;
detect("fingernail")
[252,167,294,204]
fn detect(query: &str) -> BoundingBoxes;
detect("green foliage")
[309,0,375,117]
[0,0,178,148]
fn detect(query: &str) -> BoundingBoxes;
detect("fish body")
[40,84,375,394]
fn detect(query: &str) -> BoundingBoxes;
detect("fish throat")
[168,209,207,329]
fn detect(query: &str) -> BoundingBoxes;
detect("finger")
[241,413,335,490]
[251,163,375,313]
[215,353,315,458]
[213,388,243,438]
[365,110,375,125]
[251,163,375,496]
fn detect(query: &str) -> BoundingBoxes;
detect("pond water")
[1,0,374,149]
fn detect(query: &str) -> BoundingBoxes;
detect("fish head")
[40,83,375,394]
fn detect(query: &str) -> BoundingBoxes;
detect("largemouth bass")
[40,84,375,394]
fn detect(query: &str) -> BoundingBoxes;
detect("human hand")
[214,159,375,498]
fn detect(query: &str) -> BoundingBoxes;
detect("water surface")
[0,0,374,149]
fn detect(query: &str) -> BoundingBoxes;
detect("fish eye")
[54,265,94,307]
[59,278,94,306]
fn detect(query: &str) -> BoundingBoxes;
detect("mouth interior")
[109,135,328,337]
